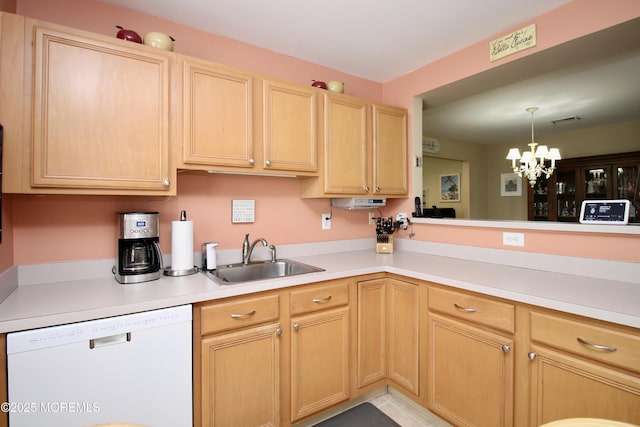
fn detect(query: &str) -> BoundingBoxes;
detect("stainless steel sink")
[204,259,324,284]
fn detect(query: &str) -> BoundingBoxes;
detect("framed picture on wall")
[500,173,522,196]
[440,174,460,202]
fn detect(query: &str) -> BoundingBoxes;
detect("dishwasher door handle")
[89,332,132,349]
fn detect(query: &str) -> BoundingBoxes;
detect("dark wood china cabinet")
[528,151,640,223]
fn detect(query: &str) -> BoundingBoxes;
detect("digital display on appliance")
[136,221,146,227]
[579,200,630,225]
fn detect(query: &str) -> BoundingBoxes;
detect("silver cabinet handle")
[230,310,256,319]
[312,296,332,304]
[293,323,300,331]
[577,337,617,352]
[502,344,510,353]
[364,186,369,192]
[454,303,477,313]
[528,352,537,360]
[249,158,255,165]
[265,160,271,166]
[276,327,282,336]
[162,179,170,187]
[375,186,380,192]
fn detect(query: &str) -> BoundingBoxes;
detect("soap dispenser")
[202,242,219,271]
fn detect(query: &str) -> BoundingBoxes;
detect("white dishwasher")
[6,304,192,427]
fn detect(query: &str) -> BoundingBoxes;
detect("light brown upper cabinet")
[372,104,408,196]
[261,79,318,174]
[3,15,175,195]
[177,55,318,176]
[300,92,408,198]
[177,56,255,171]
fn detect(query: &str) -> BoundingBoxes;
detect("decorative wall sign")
[440,174,460,202]
[422,137,441,154]
[490,24,537,62]
[500,173,522,197]
[232,199,255,223]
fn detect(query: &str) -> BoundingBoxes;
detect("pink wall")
[3,0,640,266]
[11,175,402,264]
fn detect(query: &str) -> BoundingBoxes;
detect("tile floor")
[368,390,452,427]
[303,387,451,427]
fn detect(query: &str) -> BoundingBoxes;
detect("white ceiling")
[100,0,571,82]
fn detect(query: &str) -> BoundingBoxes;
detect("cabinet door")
[322,93,369,194]
[30,21,174,193]
[387,279,419,394]
[179,56,255,169]
[200,323,281,427]
[583,165,610,200]
[262,79,317,173]
[615,161,639,223]
[529,345,640,426]
[372,104,408,196]
[357,279,387,388]
[290,307,350,421]
[428,313,514,427]
[555,169,578,221]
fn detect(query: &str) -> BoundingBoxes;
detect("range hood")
[331,198,386,210]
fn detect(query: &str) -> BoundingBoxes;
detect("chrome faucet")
[242,234,269,264]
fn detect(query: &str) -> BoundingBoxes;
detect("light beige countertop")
[0,239,638,332]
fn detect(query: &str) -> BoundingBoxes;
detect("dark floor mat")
[313,402,401,427]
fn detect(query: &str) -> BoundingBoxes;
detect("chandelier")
[506,107,561,188]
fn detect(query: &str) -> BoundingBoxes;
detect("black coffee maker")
[114,212,162,284]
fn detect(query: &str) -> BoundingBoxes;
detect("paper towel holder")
[164,210,199,277]
[163,265,198,277]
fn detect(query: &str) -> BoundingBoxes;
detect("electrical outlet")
[322,213,331,230]
[368,212,375,225]
[396,213,408,230]
[502,232,525,247]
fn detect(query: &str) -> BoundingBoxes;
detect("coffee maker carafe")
[114,212,162,284]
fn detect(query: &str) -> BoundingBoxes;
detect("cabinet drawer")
[290,280,349,315]
[199,294,280,335]
[428,287,515,333]
[530,311,640,373]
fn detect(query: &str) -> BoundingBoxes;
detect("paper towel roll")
[171,220,194,271]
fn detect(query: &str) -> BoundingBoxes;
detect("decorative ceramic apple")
[311,79,327,89]
[143,31,175,51]
[327,81,344,94]
[115,26,142,43]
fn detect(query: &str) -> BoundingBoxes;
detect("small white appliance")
[6,305,192,427]
[331,197,387,210]
[579,199,631,224]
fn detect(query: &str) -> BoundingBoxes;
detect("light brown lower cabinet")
[428,313,514,427]
[190,276,639,427]
[427,285,515,427]
[356,277,420,396]
[527,310,640,425]
[290,306,350,421]
[200,323,281,427]
[289,280,351,422]
[194,293,281,427]
[356,278,387,389]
